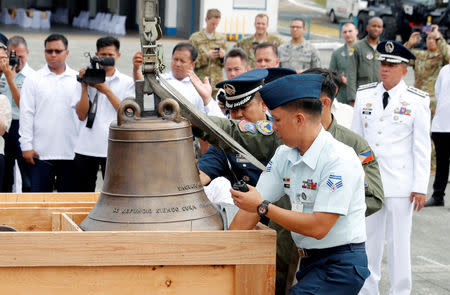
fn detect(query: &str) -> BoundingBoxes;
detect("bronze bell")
[81,99,224,231]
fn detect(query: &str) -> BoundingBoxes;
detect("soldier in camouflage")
[404,25,450,99]
[278,18,321,73]
[189,8,227,97]
[347,17,383,105]
[236,13,284,68]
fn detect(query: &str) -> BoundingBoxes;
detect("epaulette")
[407,86,428,98]
[357,82,378,91]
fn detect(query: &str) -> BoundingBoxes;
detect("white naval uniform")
[160,72,225,117]
[351,80,431,295]
[19,64,81,160]
[256,129,367,249]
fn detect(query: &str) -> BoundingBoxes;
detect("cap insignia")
[385,41,394,53]
[223,84,236,96]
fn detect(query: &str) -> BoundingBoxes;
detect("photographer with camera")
[0,36,34,192]
[405,24,450,99]
[19,34,80,192]
[73,36,134,192]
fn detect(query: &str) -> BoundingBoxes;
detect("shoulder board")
[407,86,428,98]
[357,82,378,91]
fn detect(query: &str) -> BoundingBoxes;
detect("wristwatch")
[257,200,271,218]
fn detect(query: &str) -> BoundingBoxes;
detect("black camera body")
[9,49,20,68]
[232,180,249,192]
[77,54,115,84]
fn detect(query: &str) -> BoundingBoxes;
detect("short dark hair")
[44,34,68,49]
[8,35,27,50]
[224,48,248,65]
[280,98,322,117]
[291,18,305,27]
[342,22,356,29]
[302,68,338,102]
[254,42,278,57]
[96,36,120,51]
[173,42,198,62]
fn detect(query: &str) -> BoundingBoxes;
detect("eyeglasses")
[45,49,65,54]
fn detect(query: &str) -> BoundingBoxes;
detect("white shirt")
[73,69,135,157]
[432,64,450,132]
[352,80,431,197]
[257,129,367,249]
[0,94,12,154]
[19,64,81,160]
[331,100,353,129]
[160,72,225,117]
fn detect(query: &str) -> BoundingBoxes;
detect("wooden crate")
[0,193,276,295]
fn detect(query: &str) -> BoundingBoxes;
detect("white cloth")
[19,64,81,160]
[331,99,353,129]
[359,198,413,295]
[257,128,366,249]
[160,72,225,117]
[0,94,12,154]
[203,176,234,204]
[73,69,135,158]
[351,80,431,197]
[432,64,450,132]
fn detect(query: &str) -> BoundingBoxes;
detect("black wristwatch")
[257,200,271,218]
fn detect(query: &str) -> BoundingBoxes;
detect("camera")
[77,52,115,84]
[232,180,249,192]
[215,47,220,51]
[9,49,20,68]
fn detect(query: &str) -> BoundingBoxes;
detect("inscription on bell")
[177,183,202,191]
[112,204,204,215]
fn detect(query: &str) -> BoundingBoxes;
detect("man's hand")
[187,70,212,105]
[0,57,15,80]
[406,32,421,49]
[410,192,426,211]
[207,48,221,59]
[90,82,110,94]
[23,150,39,165]
[341,72,347,85]
[77,68,87,84]
[218,48,225,59]
[133,52,144,81]
[230,185,263,213]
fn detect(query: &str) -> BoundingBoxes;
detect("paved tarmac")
[0,22,448,294]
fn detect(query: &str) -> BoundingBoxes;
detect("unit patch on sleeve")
[238,120,256,134]
[359,150,374,165]
[256,120,274,135]
[326,174,343,192]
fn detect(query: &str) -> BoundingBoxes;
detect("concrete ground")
[0,21,448,294]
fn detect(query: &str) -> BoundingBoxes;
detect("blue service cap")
[265,67,296,83]
[216,68,268,110]
[259,74,322,110]
[0,33,7,50]
[377,40,416,64]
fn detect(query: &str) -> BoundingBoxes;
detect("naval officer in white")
[352,41,431,295]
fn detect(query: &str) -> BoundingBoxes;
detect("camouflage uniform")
[278,40,321,72]
[189,29,227,97]
[406,39,450,99]
[195,115,384,295]
[235,33,284,68]
[347,37,380,103]
[329,44,353,104]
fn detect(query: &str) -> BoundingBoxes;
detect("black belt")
[298,242,365,258]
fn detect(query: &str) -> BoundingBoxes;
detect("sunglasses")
[45,49,65,54]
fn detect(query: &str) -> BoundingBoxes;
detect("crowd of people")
[0,7,449,295]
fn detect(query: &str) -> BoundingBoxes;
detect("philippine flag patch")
[326,174,343,192]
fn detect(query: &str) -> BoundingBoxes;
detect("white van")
[326,0,368,23]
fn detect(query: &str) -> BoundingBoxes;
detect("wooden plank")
[0,193,99,203]
[60,213,83,232]
[0,208,94,231]
[0,265,235,295]
[51,213,61,231]
[0,230,276,267]
[68,212,89,226]
[235,264,276,295]
[0,202,95,208]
